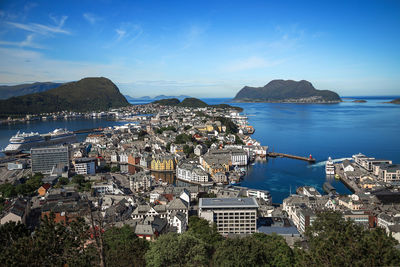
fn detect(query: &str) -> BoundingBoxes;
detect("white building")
[92,181,124,195]
[199,198,258,235]
[74,157,96,175]
[177,161,209,184]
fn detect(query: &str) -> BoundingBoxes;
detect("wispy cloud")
[114,23,142,43]
[223,56,286,72]
[0,34,45,49]
[7,15,70,36]
[83,13,100,25]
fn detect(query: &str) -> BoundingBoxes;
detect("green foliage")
[213,116,238,134]
[187,216,223,246]
[178,98,208,108]
[153,98,180,106]
[111,165,120,173]
[175,133,193,144]
[234,134,244,145]
[0,77,129,116]
[145,232,210,267]
[296,211,400,267]
[104,225,149,267]
[155,125,177,134]
[213,234,294,267]
[0,183,17,198]
[183,144,194,157]
[70,174,92,192]
[166,142,171,152]
[0,214,96,266]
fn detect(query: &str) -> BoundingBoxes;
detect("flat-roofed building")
[31,146,69,174]
[198,197,258,235]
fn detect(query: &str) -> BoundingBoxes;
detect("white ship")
[3,128,77,155]
[325,157,335,175]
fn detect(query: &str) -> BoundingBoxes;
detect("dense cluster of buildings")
[1,102,400,246]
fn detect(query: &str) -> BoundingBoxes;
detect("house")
[194,144,208,156]
[38,183,51,196]
[135,216,167,241]
[151,155,176,171]
[0,198,30,225]
[342,160,355,172]
[171,211,187,233]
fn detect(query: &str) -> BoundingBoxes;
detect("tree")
[103,225,149,267]
[295,211,400,267]
[0,183,17,198]
[146,232,210,267]
[111,165,120,173]
[187,216,223,246]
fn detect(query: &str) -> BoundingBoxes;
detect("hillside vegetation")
[0,77,129,116]
[234,79,341,103]
[153,97,243,111]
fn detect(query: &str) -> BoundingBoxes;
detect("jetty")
[267,152,316,163]
[73,128,103,134]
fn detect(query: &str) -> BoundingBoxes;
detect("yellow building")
[151,156,176,171]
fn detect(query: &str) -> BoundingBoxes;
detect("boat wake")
[309,157,352,168]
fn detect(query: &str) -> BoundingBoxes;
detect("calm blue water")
[1,97,400,203]
[202,97,400,203]
[0,119,127,152]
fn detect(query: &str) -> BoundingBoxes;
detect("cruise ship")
[325,157,335,175]
[3,128,77,155]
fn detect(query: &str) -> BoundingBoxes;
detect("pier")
[73,128,103,134]
[267,152,316,163]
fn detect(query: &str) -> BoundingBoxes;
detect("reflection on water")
[152,171,176,184]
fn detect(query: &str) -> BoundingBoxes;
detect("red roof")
[41,183,51,190]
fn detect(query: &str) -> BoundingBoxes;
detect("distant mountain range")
[0,82,63,100]
[233,79,341,103]
[125,95,192,101]
[0,77,129,117]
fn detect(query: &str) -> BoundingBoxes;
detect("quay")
[267,152,316,163]
[73,128,103,134]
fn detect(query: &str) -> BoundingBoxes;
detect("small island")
[388,98,400,104]
[233,79,341,103]
[352,99,367,103]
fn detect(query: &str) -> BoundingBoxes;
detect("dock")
[73,128,103,134]
[267,152,316,163]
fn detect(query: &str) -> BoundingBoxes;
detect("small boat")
[335,174,340,180]
[325,157,335,175]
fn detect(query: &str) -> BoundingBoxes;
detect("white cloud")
[0,34,45,49]
[7,16,70,36]
[83,13,99,25]
[113,23,142,43]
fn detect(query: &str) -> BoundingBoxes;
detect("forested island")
[233,79,341,103]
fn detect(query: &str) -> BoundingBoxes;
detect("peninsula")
[153,97,243,111]
[233,79,341,103]
[0,77,129,117]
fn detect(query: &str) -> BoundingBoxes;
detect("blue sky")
[0,0,399,97]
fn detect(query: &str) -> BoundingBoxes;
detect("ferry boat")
[3,128,77,155]
[325,157,335,175]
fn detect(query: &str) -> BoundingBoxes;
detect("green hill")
[0,82,63,99]
[0,77,129,116]
[178,98,208,108]
[152,97,243,111]
[234,79,341,103]
[153,98,180,106]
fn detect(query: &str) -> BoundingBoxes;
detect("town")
[1,101,400,249]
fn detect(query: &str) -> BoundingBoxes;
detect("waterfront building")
[176,161,209,184]
[151,155,176,171]
[92,181,124,195]
[198,197,258,235]
[376,164,400,184]
[31,146,69,174]
[74,157,96,175]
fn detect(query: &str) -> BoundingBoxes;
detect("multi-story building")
[31,146,69,174]
[74,157,96,175]
[130,171,153,192]
[376,164,400,184]
[198,197,258,235]
[176,161,209,184]
[151,155,176,171]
